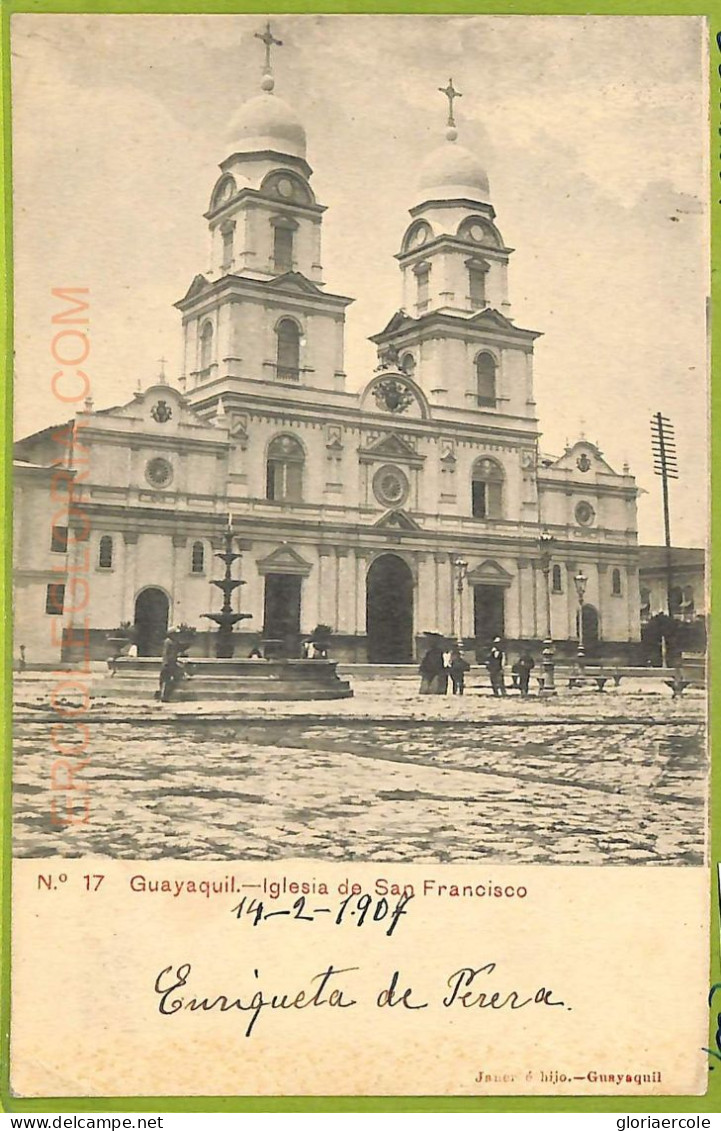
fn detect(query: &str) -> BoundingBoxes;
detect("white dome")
[418,140,490,202]
[227,91,306,160]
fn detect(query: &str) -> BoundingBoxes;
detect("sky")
[10,13,709,545]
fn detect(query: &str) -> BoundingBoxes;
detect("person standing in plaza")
[515,649,535,697]
[419,636,448,694]
[448,646,470,695]
[487,637,507,697]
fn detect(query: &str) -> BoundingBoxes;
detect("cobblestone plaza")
[14,676,705,866]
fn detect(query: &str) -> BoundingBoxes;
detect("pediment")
[266,271,323,296]
[178,274,211,303]
[256,543,313,576]
[466,559,514,587]
[364,432,417,459]
[100,383,214,430]
[371,309,413,341]
[468,307,517,331]
[549,440,619,477]
[373,508,421,531]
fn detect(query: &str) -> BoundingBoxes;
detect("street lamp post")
[573,569,588,669]
[453,557,468,645]
[538,529,557,696]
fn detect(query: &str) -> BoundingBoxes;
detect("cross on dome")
[255,21,283,86]
[438,78,462,130]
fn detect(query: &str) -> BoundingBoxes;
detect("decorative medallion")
[150,400,173,424]
[145,457,173,489]
[277,176,294,199]
[372,376,414,414]
[412,226,429,247]
[576,452,592,473]
[373,464,410,508]
[575,500,595,526]
[468,223,487,242]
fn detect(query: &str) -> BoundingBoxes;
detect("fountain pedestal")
[101,657,352,701]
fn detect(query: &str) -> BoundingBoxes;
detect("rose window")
[145,457,173,489]
[373,464,409,508]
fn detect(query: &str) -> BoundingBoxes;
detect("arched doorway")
[366,554,414,663]
[576,604,600,654]
[134,588,170,656]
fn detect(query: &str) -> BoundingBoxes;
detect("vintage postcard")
[3,7,716,1107]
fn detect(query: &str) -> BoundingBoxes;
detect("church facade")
[13,41,640,666]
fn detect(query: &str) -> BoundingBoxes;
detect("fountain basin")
[100,657,353,701]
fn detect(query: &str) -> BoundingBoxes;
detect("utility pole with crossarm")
[650,412,679,618]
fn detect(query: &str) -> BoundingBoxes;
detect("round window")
[468,223,486,242]
[412,226,428,247]
[575,500,595,526]
[277,177,294,199]
[373,464,410,508]
[146,457,173,489]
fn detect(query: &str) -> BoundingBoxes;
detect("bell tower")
[371,80,540,422]
[178,23,352,400]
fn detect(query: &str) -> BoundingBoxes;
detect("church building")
[14,29,640,665]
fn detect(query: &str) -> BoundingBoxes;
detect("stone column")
[433,552,445,631]
[565,561,577,643]
[626,565,639,641]
[171,535,187,623]
[335,547,350,632]
[517,558,530,641]
[354,549,368,639]
[530,560,539,638]
[121,532,139,622]
[318,546,334,627]
[596,563,607,640]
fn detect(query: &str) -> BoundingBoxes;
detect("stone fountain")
[98,524,352,702]
[201,526,252,658]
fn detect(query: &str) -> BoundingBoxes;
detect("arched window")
[266,434,304,502]
[401,353,416,377]
[611,568,622,596]
[471,457,504,519]
[552,564,562,593]
[468,263,487,309]
[276,318,301,381]
[191,541,205,574]
[476,353,497,408]
[199,321,214,371]
[220,223,234,271]
[415,265,430,312]
[273,225,294,273]
[98,535,113,570]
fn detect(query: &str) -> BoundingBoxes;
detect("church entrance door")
[263,574,302,655]
[473,585,505,649]
[576,604,600,654]
[134,587,170,656]
[366,553,414,663]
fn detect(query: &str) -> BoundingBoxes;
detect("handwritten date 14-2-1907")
[230,891,413,936]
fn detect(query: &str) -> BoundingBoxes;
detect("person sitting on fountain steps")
[157,629,188,702]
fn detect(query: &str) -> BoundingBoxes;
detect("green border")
[0,0,718,1113]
